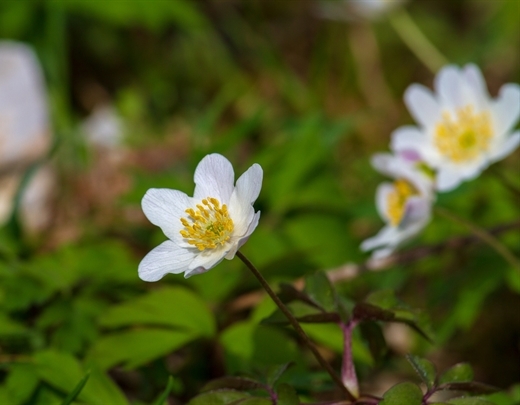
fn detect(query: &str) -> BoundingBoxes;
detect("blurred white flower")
[82,104,124,148]
[139,154,263,281]
[391,64,520,192]
[318,0,406,21]
[0,41,51,170]
[360,152,433,259]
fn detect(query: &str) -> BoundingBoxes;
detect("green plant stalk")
[236,251,355,401]
[389,9,449,73]
[434,207,520,271]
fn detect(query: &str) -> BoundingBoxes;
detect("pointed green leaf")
[406,355,437,390]
[266,363,293,386]
[153,376,175,405]
[439,363,474,384]
[304,271,337,312]
[353,302,395,322]
[61,371,90,405]
[359,321,387,362]
[379,382,423,405]
[276,383,299,405]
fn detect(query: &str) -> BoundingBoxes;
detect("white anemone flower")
[391,64,520,192]
[139,154,263,281]
[360,152,434,259]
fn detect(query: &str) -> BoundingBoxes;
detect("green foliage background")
[0,0,519,404]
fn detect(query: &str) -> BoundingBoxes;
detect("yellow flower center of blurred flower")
[434,105,493,163]
[180,197,234,251]
[387,179,417,226]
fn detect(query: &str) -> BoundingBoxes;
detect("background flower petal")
[193,153,235,202]
[492,83,520,137]
[404,84,441,128]
[435,64,463,109]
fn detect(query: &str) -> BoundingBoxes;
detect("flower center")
[386,179,417,226]
[434,105,493,163]
[180,197,234,251]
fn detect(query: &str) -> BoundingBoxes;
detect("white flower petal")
[489,131,520,163]
[436,168,464,192]
[138,240,195,282]
[375,182,394,224]
[142,188,193,244]
[462,64,490,111]
[193,154,235,202]
[188,249,227,274]
[404,85,441,129]
[435,65,463,110]
[492,83,520,137]
[360,225,399,252]
[226,211,261,260]
[391,126,438,163]
[228,163,263,237]
[184,266,212,278]
[401,196,431,228]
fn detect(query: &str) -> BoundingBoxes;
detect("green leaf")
[304,271,337,312]
[439,382,499,395]
[379,382,423,405]
[3,364,39,404]
[99,286,216,337]
[187,390,250,405]
[266,363,293,386]
[353,302,395,322]
[276,383,299,405]
[33,350,128,405]
[440,363,474,384]
[232,398,272,405]
[406,355,437,390]
[447,398,495,405]
[277,283,323,310]
[359,321,387,363]
[61,371,90,405]
[202,377,266,393]
[88,328,196,370]
[153,376,175,405]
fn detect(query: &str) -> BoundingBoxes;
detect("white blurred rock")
[0,41,51,170]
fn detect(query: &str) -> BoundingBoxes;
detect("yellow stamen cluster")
[180,197,234,251]
[434,105,493,163]
[386,179,418,226]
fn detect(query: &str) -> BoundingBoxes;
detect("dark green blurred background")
[0,1,519,404]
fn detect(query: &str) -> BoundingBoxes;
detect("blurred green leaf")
[439,382,499,395]
[447,398,496,405]
[359,321,387,363]
[153,376,175,405]
[276,383,299,405]
[304,271,337,313]
[61,371,90,405]
[379,382,423,405]
[266,363,293,387]
[202,377,266,393]
[88,328,196,370]
[406,355,436,390]
[439,363,474,384]
[99,286,216,337]
[33,350,128,405]
[187,390,250,405]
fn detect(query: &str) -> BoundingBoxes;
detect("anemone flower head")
[391,64,520,192]
[360,152,434,259]
[139,154,263,281]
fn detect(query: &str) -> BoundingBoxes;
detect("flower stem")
[389,9,449,73]
[341,320,359,399]
[236,251,355,401]
[434,207,520,271]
